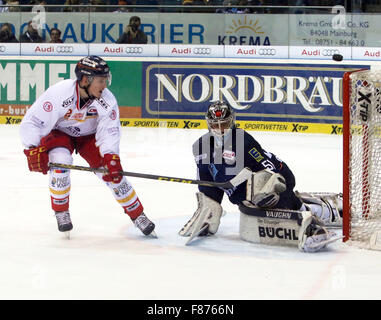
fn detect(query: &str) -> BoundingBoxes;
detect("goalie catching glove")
[246,169,287,208]
[179,192,223,237]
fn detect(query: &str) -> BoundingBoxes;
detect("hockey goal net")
[343,69,381,249]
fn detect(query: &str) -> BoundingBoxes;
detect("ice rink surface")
[1,125,381,300]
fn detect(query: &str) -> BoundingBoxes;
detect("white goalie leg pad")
[298,212,339,253]
[179,192,223,237]
[246,169,287,208]
[239,205,341,252]
[297,192,342,227]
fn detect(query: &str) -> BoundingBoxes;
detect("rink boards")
[0,56,373,134]
[0,115,343,135]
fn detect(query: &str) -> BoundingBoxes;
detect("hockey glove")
[23,146,49,174]
[102,153,123,183]
[246,169,286,208]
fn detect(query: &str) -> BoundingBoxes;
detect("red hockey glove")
[23,146,49,174]
[102,153,123,183]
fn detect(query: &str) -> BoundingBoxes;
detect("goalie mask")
[206,101,236,137]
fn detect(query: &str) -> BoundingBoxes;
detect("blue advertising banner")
[142,62,368,124]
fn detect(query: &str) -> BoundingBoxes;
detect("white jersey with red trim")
[20,79,121,156]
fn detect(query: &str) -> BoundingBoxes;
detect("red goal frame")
[342,68,369,242]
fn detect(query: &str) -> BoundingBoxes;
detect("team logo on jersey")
[62,96,75,108]
[43,102,53,112]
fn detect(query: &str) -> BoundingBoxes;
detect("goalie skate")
[308,233,344,250]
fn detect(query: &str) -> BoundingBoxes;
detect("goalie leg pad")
[297,192,342,226]
[246,169,287,208]
[179,192,223,237]
[239,204,339,252]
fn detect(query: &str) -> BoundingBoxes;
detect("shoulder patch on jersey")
[109,109,117,120]
[43,101,53,112]
[248,147,264,162]
[96,97,110,110]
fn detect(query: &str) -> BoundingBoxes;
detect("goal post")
[342,68,381,249]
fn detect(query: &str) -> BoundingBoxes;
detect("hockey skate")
[298,212,342,252]
[133,212,157,237]
[55,211,73,239]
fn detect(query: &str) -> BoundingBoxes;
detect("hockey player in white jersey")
[20,55,156,237]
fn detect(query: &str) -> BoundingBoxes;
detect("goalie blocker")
[239,204,341,252]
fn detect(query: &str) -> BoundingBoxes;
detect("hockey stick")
[49,163,252,189]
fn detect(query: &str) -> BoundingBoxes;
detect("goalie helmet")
[75,55,111,85]
[206,101,236,137]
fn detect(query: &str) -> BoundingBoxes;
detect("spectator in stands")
[116,16,148,44]
[216,0,253,13]
[182,0,215,12]
[19,20,43,42]
[63,0,86,12]
[113,0,131,12]
[0,23,19,42]
[90,0,106,12]
[134,0,158,12]
[7,0,19,12]
[0,0,9,13]
[49,27,63,43]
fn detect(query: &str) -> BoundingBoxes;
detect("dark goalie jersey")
[193,128,302,210]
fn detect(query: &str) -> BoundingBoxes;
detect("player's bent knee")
[49,147,73,166]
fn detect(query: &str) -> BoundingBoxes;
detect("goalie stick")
[49,163,252,189]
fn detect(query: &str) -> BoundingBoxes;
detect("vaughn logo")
[219,16,270,45]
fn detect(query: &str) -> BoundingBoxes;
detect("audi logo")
[0,46,5,52]
[322,49,340,56]
[193,48,211,55]
[125,47,143,54]
[56,46,74,53]
[258,48,276,56]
